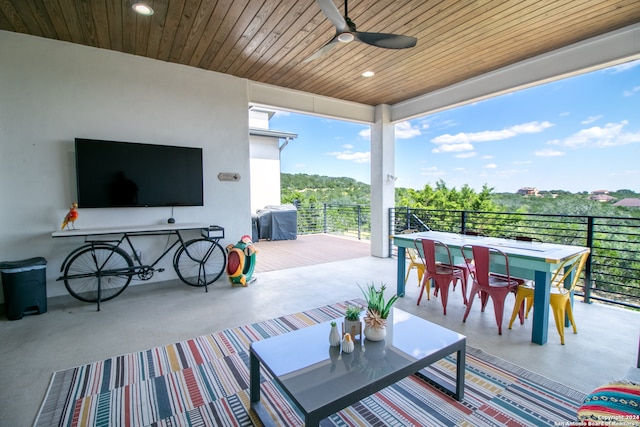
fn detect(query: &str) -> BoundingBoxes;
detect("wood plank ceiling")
[1,0,639,106]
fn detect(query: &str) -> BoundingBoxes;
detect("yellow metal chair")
[508,251,589,344]
[397,229,425,287]
[405,246,425,287]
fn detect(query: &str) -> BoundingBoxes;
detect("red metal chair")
[462,244,525,335]
[414,238,466,315]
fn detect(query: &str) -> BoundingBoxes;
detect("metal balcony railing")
[296,203,371,240]
[390,207,640,310]
[290,204,640,309]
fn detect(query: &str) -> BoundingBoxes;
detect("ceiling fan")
[304,0,418,62]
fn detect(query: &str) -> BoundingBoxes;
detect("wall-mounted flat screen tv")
[75,138,204,208]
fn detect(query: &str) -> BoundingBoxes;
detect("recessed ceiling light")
[362,71,375,78]
[132,2,154,16]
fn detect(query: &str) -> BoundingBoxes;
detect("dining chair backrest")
[462,244,512,287]
[415,238,454,273]
[550,251,589,292]
[399,230,421,262]
[406,246,422,264]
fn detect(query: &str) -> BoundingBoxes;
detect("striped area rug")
[35,301,586,426]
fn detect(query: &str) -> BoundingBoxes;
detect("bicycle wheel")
[174,239,226,287]
[64,244,134,302]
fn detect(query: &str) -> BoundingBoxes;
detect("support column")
[370,104,395,258]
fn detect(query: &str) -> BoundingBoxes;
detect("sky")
[269,59,640,193]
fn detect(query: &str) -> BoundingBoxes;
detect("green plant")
[345,305,363,321]
[359,282,398,320]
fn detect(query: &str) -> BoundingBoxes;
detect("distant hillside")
[280,173,370,205]
[280,173,640,217]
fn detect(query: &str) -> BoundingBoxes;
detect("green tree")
[396,179,501,212]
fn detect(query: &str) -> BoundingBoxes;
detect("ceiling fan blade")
[303,36,341,62]
[353,32,417,49]
[316,0,348,33]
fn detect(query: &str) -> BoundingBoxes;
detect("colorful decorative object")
[61,203,79,229]
[577,381,640,425]
[360,282,398,342]
[225,235,257,286]
[342,333,355,353]
[329,321,341,347]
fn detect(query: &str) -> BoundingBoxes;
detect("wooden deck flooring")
[252,234,371,273]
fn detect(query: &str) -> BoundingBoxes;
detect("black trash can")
[0,257,47,320]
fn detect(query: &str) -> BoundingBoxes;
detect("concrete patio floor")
[0,237,638,426]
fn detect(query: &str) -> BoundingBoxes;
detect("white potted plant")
[359,282,398,341]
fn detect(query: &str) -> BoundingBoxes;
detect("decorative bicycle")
[55,224,226,310]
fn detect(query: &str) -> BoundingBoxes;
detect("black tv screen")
[75,138,204,208]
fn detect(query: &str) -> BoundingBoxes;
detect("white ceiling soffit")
[248,81,375,124]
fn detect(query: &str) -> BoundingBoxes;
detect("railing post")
[405,207,411,231]
[357,205,362,240]
[389,208,394,257]
[461,211,467,234]
[583,216,595,304]
[323,204,328,233]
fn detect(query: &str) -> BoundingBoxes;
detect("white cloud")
[509,122,554,134]
[484,163,497,169]
[535,148,565,157]
[481,155,494,159]
[514,160,533,165]
[581,115,602,124]
[420,167,446,176]
[342,144,354,149]
[394,121,422,139]
[431,121,553,144]
[359,128,371,139]
[455,152,476,158]
[623,86,640,97]
[326,150,370,163]
[432,142,474,153]
[550,120,640,148]
[432,118,458,130]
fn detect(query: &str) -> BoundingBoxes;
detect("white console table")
[51,222,211,238]
[52,222,226,310]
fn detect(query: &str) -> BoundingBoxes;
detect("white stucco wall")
[249,136,282,213]
[0,31,252,300]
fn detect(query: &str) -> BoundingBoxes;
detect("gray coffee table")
[250,307,466,426]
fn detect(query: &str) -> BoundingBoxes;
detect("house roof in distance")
[612,198,640,207]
